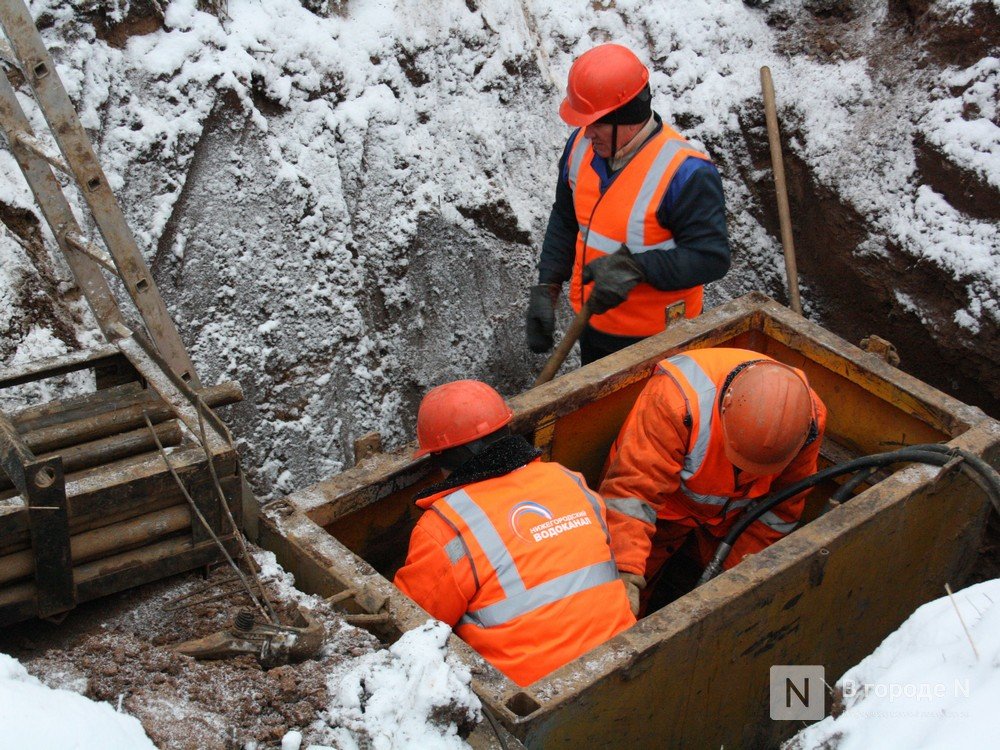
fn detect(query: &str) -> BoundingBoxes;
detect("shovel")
[534,302,592,386]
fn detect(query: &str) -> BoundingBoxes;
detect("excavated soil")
[0,553,380,750]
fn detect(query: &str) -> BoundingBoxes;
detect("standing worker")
[394,380,635,686]
[600,348,827,613]
[526,43,731,365]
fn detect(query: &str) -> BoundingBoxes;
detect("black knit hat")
[596,84,652,125]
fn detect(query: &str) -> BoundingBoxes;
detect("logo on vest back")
[509,501,593,543]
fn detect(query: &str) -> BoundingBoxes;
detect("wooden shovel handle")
[534,304,592,386]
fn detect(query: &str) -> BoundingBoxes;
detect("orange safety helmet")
[719,361,813,476]
[559,44,650,127]
[414,380,514,457]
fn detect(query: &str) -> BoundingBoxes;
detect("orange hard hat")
[414,380,513,457]
[559,44,650,127]
[719,361,813,476]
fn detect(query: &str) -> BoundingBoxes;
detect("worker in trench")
[393,380,635,686]
[600,348,828,615]
[526,43,731,365]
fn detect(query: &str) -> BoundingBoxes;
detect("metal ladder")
[0,0,200,387]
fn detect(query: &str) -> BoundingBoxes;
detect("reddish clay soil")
[0,557,379,749]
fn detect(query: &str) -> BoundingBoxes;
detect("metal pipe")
[19,381,241,454]
[0,504,190,586]
[0,534,200,609]
[0,420,181,492]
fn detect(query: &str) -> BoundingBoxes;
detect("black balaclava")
[596,84,653,161]
[435,425,512,472]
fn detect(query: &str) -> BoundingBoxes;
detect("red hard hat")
[559,44,650,127]
[720,361,813,476]
[414,380,514,457]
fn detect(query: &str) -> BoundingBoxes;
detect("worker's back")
[396,457,635,686]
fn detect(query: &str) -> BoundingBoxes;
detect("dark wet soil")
[0,553,379,749]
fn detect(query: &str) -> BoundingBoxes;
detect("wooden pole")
[760,66,803,315]
[534,305,592,386]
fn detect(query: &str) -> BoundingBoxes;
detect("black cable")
[828,465,880,506]
[697,444,1000,584]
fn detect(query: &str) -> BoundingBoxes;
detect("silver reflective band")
[459,560,619,629]
[567,132,589,190]
[578,225,621,255]
[441,489,526,599]
[679,484,755,510]
[757,510,798,534]
[666,354,717,482]
[605,497,657,526]
[444,536,467,565]
[628,138,698,251]
[559,468,611,539]
[580,225,677,257]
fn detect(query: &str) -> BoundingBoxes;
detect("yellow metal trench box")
[258,293,1000,749]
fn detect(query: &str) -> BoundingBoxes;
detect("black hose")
[829,465,880,506]
[697,443,1000,584]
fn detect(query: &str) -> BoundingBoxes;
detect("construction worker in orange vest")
[394,380,635,686]
[526,43,731,364]
[600,349,827,614]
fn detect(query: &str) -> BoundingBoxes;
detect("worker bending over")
[527,43,731,364]
[394,380,635,686]
[601,348,827,613]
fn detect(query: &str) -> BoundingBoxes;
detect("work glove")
[619,572,646,617]
[525,283,559,353]
[581,249,644,315]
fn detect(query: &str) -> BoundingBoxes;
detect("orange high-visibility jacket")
[600,348,828,575]
[394,459,635,686]
[566,123,712,337]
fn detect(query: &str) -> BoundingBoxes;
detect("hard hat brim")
[559,96,616,128]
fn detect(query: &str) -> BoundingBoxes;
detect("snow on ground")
[314,621,481,750]
[788,578,1000,750]
[0,652,158,750]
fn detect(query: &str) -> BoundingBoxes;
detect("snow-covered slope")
[1,0,997,499]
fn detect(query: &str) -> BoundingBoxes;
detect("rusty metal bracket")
[172,606,325,667]
[664,301,686,328]
[0,412,75,617]
[353,432,383,465]
[860,334,900,367]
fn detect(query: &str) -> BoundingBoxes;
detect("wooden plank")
[0,473,241,559]
[0,503,191,585]
[0,345,122,389]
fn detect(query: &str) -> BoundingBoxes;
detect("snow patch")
[317,620,481,750]
[0,652,157,749]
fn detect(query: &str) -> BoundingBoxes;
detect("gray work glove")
[619,572,646,617]
[581,249,644,315]
[526,283,559,353]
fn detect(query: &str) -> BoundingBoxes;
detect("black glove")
[526,283,559,353]
[582,250,644,315]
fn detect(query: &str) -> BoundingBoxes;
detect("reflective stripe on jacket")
[566,123,712,336]
[395,460,635,686]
